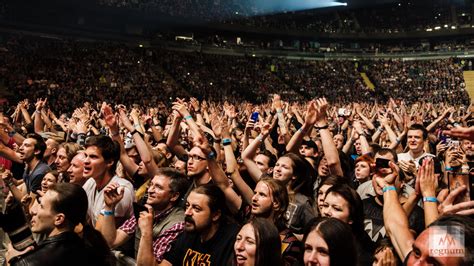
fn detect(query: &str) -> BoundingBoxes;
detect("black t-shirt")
[163,221,239,265]
[363,196,424,243]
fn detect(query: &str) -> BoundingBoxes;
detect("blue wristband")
[382,186,396,193]
[222,138,232,145]
[207,151,216,160]
[445,167,454,171]
[423,197,438,203]
[100,209,114,216]
[184,115,193,120]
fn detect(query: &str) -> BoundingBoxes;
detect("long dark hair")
[280,153,314,198]
[324,183,365,235]
[257,178,289,230]
[244,217,283,266]
[303,217,357,266]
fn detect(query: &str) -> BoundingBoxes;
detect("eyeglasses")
[188,154,206,161]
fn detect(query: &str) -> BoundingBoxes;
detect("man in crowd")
[82,135,134,226]
[67,151,89,186]
[96,167,190,264]
[6,183,108,265]
[159,184,239,265]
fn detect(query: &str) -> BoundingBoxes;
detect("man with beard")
[96,168,190,264]
[161,184,239,266]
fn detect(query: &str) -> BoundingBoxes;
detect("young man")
[19,133,50,193]
[82,135,134,226]
[6,183,108,266]
[96,168,190,264]
[159,184,239,266]
[363,148,424,242]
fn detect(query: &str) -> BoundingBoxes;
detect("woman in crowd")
[303,217,357,266]
[234,217,283,266]
[321,183,375,265]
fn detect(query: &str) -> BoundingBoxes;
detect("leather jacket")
[10,231,106,266]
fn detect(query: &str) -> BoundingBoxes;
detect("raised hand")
[438,186,474,216]
[103,182,124,210]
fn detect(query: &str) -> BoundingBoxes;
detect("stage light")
[252,0,347,15]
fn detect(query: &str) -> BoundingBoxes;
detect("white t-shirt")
[397,151,434,168]
[83,175,134,226]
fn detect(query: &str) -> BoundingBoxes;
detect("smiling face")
[41,173,58,193]
[304,229,330,266]
[321,192,351,224]
[234,223,257,266]
[146,174,176,211]
[407,129,425,154]
[273,157,294,184]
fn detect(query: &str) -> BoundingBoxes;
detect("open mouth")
[235,255,247,263]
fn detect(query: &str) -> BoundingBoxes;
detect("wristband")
[395,137,401,143]
[445,167,454,171]
[298,127,304,133]
[100,209,114,216]
[314,124,329,130]
[423,196,438,203]
[377,127,384,132]
[184,115,193,120]
[35,110,41,114]
[382,186,396,193]
[276,109,283,114]
[222,138,232,145]
[256,135,264,142]
[8,130,16,137]
[207,151,216,160]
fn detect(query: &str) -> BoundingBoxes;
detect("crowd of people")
[0,35,474,266]
[2,37,470,111]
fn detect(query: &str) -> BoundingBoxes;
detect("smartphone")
[250,112,259,122]
[448,172,472,203]
[133,202,148,220]
[450,140,460,149]
[375,158,390,169]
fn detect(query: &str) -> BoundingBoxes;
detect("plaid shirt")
[119,208,184,263]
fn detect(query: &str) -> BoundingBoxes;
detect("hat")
[302,139,318,151]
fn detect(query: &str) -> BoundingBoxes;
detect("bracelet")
[297,127,304,133]
[382,186,396,193]
[276,109,283,114]
[423,196,438,203]
[378,127,384,132]
[445,167,454,171]
[222,138,232,145]
[207,151,216,160]
[314,124,329,130]
[100,209,114,216]
[256,135,264,142]
[35,110,41,114]
[395,137,401,143]
[184,115,193,120]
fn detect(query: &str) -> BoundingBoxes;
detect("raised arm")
[119,109,159,176]
[241,123,272,182]
[194,131,242,214]
[377,163,414,261]
[315,99,343,176]
[286,100,317,153]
